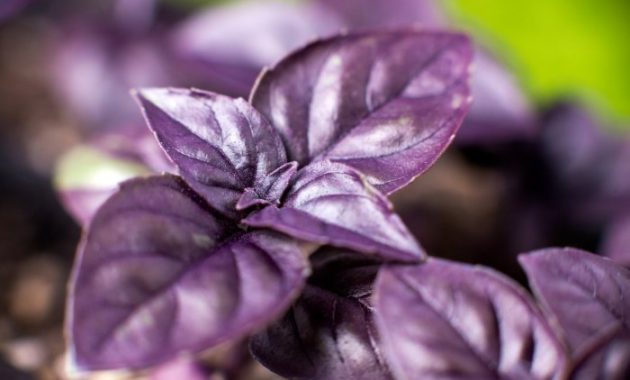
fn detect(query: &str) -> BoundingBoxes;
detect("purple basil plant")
[55,0,536,228]
[55,2,630,379]
[66,29,473,375]
[375,247,630,379]
[63,26,630,380]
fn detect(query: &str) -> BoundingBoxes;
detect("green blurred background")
[446,0,630,130]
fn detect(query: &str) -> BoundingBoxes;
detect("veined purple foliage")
[49,2,630,378]
[519,248,630,379]
[313,0,536,145]
[249,31,472,193]
[374,258,569,380]
[519,248,630,355]
[68,175,311,370]
[373,248,630,379]
[136,89,290,218]
[251,248,393,380]
[67,29,471,372]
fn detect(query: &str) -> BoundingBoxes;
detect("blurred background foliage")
[446,0,630,130]
[166,0,630,128]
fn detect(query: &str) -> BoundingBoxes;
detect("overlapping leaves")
[373,248,630,380]
[67,29,472,371]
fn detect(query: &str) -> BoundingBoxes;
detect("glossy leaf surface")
[519,248,630,354]
[244,161,423,263]
[251,248,392,380]
[374,259,568,379]
[68,175,308,370]
[136,88,287,217]
[251,30,473,194]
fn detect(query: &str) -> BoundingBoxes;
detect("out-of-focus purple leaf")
[54,128,174,226]
[171,0,341,97]
[136,88,288,217]
[90,126,175,174]
[60,188,119,227]
[52,27,173,130]
[602,216,630,266]
[540,103,630,223]
[150,357,208,380]
[519,248,630,355]
[0,0,29,22]
[244,161,423,263]
[251,248,392,380]
[67,175,309,371]
[374,259,569,380]
[457,51,537,144]
[316,0,445,30]
[541,103,615,190]
[250,30,473,194]
[570,325,630,380]
[112,0,156,33]
[597,141,630,220]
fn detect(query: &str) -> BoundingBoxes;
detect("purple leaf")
[539,103,630,223]
[251,248,392,380]
[67,175,308,371]
[519,248,630,355]
[250,30,473,194]
[457,50,537,145]
[569,325,630,380]
[316,0,445,30]
[135,88,288,217]
[243,161,423,263]
[51,26,174,130]
[374,259,569,379]
[171,0,340,97]
[602,216,630,266]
